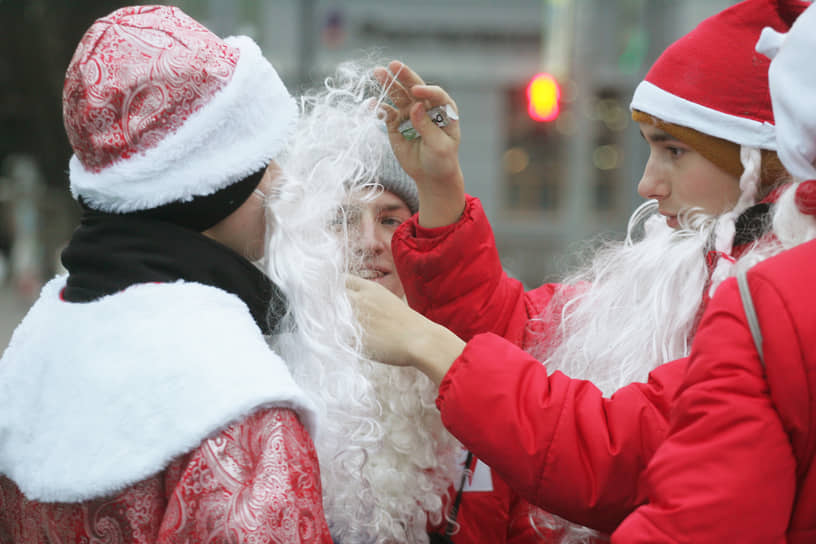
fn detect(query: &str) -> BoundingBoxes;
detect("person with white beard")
[282,61,552,544]
[612,5,816,540]
[346,0,810,540]
[0,5,336,542]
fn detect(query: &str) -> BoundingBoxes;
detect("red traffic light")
[526,73,560,122]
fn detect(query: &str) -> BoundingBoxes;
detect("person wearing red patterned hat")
[345,0,810,540]
[0,6,336,542]
[612,4,816,540]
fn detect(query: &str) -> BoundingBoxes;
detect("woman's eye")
[381,217,404,227]
[667,146,685,158]
[331,209,361,229]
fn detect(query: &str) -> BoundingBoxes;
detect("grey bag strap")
[737,270,765,368]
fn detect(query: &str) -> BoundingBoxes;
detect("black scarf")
[61,212,286,335]
[733,202,772,248]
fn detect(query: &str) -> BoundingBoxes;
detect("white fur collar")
[0,276,316,502]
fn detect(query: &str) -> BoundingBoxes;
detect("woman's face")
[338,188,412,298]
[637,122,741,228]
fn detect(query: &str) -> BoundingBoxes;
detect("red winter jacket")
[613,238,816,543]
[391,196,686,534]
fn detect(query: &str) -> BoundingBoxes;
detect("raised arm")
[348,275,683,532]
[374,60,465,229]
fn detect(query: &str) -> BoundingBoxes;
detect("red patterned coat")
[0,278,331,543]
[0,409,329,543]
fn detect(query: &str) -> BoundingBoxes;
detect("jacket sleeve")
[611,277,797,543]
[158,407,333,543]
[392,195,558,344]
[436,333,683,533]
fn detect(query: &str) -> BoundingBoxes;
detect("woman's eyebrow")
[640,129,677,144]
[378,203,410,213]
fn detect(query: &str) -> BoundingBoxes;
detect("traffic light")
[526,72,560,122]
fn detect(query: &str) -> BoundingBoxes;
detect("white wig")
[270,58,461,544]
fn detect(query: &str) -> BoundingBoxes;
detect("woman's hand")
[346,275,465,384]
[374,60,466,229]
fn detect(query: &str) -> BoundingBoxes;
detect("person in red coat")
[0,6,348,542]
[613,6,816,541]
[284,62,554,543]
[347,0,809,539]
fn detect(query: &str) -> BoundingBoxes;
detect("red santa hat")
[630,0,808,156]
[63,5,297,218]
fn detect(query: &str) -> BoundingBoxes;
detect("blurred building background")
[0,0,736,349]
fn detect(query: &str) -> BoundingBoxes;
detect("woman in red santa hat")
[0,5,362,542]
[348,0,810,540]
[613,4,816,540]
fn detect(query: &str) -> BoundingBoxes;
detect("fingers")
[410,85,458,116]
[344,273,393,299]
[345,273,363,291]
[375,61,437,120]
[374,66,413,110]
[375,61,460,137]
[388,60,426,91]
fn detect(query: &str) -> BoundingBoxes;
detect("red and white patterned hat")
[630,0,808,150]
[63,5,297,214]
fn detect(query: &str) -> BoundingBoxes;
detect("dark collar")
[733,202,772,248]
[60,212,285,334]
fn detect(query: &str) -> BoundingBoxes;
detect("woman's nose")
[637,157,669,201]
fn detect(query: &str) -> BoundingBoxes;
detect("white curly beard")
[265,57,463,543]
[321,362,462,544]
[530,202,715,396]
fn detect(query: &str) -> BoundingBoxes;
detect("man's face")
[637,122,741,228]
[203,161,280,260]
[341,188,412,298]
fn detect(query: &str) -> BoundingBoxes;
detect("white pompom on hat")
[63,5,298,214]
[756,1,816,181]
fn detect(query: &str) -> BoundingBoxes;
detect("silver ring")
[399,104,459,140]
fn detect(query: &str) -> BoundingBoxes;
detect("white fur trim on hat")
[631,81,777,150]
[69,37,298,213]
[0,276,317,502]
[757,4,816,180]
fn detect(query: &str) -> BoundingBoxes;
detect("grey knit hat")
[378,146,419,215]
